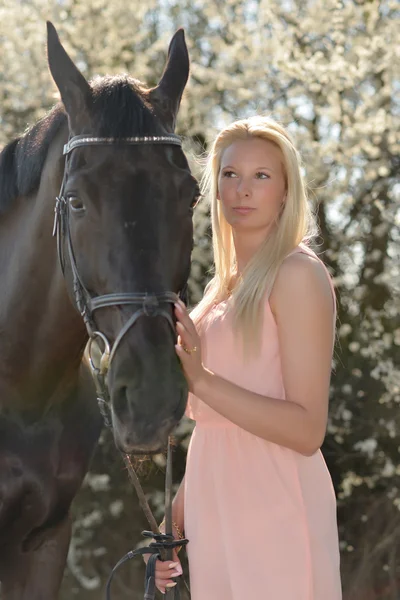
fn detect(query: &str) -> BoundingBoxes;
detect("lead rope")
[89,364,189,600]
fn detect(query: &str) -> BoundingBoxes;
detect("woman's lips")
[232,207,255,215]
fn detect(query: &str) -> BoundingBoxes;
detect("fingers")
[174,301,195,334]
[175,303,199,348]
[155,559,183,594]
[176,322,192,350]
[175,297,186,310]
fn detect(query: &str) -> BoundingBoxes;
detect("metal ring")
[88,331,111,375]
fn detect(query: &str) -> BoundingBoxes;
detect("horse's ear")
[149,29,189,131]
[46,21,92,132]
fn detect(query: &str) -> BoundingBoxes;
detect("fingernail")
[166,582,177,588]
[171,569,182,577]
[168,562,179,568]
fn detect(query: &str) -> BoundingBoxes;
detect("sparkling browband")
[63,134,182,155]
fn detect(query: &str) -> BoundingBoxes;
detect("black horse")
[0,22,197,598]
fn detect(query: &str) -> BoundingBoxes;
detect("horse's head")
[46,22,198,453]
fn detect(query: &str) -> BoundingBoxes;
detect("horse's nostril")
[113,385,129,416]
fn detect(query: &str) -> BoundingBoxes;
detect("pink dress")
[184,245,342,600]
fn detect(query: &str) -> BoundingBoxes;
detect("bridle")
[53,133,188,375]
[53,133,190,599]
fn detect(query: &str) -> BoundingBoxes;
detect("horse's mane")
[0,109,65,214]
[0,75,159,214]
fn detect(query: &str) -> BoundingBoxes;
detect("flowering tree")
[0,0,398,597]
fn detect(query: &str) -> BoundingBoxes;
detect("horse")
[0,21,198,599]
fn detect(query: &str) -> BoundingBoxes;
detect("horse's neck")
[0,135,87,410]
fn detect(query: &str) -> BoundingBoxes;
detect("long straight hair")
[191,116,318,350]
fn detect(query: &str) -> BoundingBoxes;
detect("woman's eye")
[256,172,270,179]
[223,170,236,178]
[68,196,85,213]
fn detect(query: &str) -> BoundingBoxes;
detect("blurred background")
[0,0,398,598]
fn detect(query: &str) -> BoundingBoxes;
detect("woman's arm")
[176,254,335,456]
[171,475,185,534]
[151,476,185,593]
[159,475,185,537]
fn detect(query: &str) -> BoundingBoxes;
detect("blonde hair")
[191,115,317,350]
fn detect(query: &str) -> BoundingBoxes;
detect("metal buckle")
[52,196,65,237]
[142,295,159,317]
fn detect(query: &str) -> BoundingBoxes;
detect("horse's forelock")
[89,75,161,138]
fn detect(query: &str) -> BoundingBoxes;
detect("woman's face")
[218,137,287,236]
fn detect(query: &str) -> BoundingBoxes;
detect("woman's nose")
[237,178,251,197]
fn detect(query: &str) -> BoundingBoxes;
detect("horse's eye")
[68,195,85,213]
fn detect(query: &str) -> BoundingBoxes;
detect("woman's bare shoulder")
[270,251,333,316]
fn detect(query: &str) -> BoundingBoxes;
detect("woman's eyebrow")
[255,166,275,172]
[221,164,276,172]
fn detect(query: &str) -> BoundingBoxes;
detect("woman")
[157,116,342,598]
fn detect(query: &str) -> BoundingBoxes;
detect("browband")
[63,134,182,155]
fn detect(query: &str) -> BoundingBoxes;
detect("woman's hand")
[174,299,207,393]
[144,552,182,595]
[142,520,184,594]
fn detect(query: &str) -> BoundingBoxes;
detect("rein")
[90,364,189,600]
[53,133,190,599]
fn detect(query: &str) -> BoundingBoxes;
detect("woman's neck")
[232,228,270,274]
